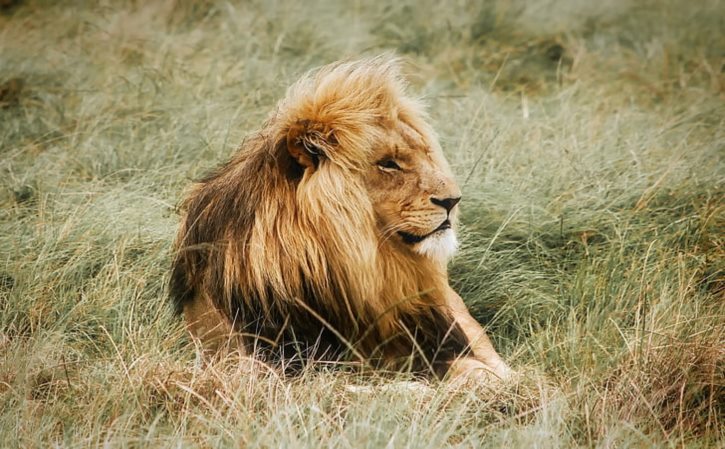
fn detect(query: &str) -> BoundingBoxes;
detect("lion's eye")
[377,159,401,171]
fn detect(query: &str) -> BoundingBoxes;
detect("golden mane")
[170,57,510,379]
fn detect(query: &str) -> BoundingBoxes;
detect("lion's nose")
[431,196,461,212]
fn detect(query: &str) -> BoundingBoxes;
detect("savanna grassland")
[0,0,723,447]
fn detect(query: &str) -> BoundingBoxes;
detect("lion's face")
[364,119,461,261]
[280,58,462,261]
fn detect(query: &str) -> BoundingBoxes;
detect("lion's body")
[171,57,511,379]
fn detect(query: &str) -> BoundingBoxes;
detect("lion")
[170,56,512,380]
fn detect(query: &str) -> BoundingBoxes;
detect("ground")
[0,0,723,447]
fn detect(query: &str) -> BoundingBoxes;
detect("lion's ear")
[286,120,334,172]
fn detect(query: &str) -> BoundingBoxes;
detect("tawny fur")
[170,56,511,379]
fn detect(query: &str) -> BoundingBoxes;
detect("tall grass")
[0,0,722,447]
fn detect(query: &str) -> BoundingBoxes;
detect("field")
[0,0,723,447]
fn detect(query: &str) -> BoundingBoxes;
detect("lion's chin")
[413,228,458,261]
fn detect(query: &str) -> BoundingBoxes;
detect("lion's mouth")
[398,219,451,244]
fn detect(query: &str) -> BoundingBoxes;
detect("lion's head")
[171,56,473,375]
[282,57,462,262]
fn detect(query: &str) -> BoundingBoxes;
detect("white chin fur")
[414,229,458,261]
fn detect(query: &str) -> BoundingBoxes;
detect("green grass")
[1,0,723,447]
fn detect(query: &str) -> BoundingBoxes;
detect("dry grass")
[0,0,723,447]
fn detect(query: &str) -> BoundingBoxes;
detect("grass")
[0,0,723,447]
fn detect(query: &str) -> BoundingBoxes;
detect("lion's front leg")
[183,293,246,357]
[444,287,513,380]
[446,356,503,382]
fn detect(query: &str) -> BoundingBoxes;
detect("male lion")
[170,56,511,380]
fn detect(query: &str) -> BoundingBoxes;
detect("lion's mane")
[170,57,470,376]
